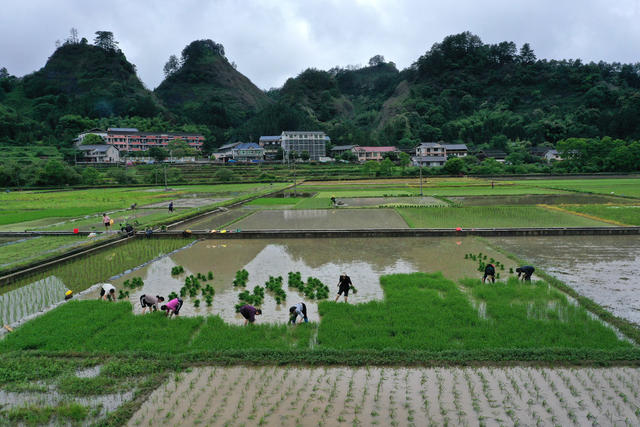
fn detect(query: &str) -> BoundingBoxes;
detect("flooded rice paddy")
[230,209,409,230]
[449,193,634,206]
[489,235,640,325]
[82,237,516,324]
[143,197,229,209]
[0,277,68,325]
[130,366,640,427]
[337,196,446,207]
[179,208,253,230]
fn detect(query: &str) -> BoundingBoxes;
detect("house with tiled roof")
[77,145,120,163]
[353,146,398,162]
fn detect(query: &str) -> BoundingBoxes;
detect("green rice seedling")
[171,266,184,276]
[288,271,304,291]
[208,271,214,280]
[168,291,178,300]
[194,299,200,308]
[117,289,129,300]
[235,286,265,311]
[233,269,249,287]
[264,276,287,304]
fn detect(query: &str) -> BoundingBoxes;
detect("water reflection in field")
[88,237,517,324]
[489,235,640,325]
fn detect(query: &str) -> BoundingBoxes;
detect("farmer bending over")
[516,266,535,281]
[239,304,262,325]
[289,302,308,324]
[99,283,116,301]
[140,294,164,313]
[482,263,495,284]
[335,273,353,303]
[161,298,183,317]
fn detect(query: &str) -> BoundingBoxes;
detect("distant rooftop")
[234,142,263,150]
[354,146,398,152]
[77,145,115,152]
[108,127,139,132]
[259,135,281,142]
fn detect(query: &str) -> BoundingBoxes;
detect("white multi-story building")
[281,131,329,161]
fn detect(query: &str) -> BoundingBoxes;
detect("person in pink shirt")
[102,213,111,231]
[161,298,183,317]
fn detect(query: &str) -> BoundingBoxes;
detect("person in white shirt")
[100,283,116,301]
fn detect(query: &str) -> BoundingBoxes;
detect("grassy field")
[396,206,612,228]
[245,197,303,206]
[526,178,640,198]
[563,204,640,225]
[0,183,285,227]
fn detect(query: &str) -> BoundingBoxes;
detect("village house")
[77,128,205,153]
[231,142,264,162]
[352,146,399,162]
[76,145,120,163]
[412,142,468,167]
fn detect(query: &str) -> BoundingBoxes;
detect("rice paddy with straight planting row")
[0,235,109,272]
[396,205,613,228]
[0,238,193,296]
[563,204,640,226]
[130,365,640,427]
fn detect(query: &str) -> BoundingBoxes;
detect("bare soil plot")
[130,366,640,427]
[231,209,409,230]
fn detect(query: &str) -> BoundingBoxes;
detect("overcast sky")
[2,0,640,90]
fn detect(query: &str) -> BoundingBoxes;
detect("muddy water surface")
[85,237,516,324]
[231,209,409,230]
[489,235,640,325]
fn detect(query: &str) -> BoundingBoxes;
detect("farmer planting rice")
[140,294,164,313]
[99,283,116,301]
[161,297,183,317]
[239,304,262,325]
[482,263,496,284]
[335,273,354,303]
[516,265,535,281]
[289,302,308,324]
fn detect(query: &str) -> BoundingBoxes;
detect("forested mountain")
[0,32,165,145]
[1,31,640,164]
[155,39,271,135]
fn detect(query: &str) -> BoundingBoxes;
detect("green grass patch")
[293,196,332,209]
[245,197,302,206]
[527,178,640,198]
[317,273,630,351]
[563,204,640,225]
[396,206,612,228]
[2,403,88,425]
[0,235,102,272]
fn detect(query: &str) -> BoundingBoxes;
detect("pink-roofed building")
[352,146,398,163]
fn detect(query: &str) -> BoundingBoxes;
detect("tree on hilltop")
[163,54,180,77]
[94,31,119,51]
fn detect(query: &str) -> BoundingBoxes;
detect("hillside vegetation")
[1,30,640,178]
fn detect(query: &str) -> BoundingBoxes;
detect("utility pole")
[164,162,168,190]
[419,165,423,196]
